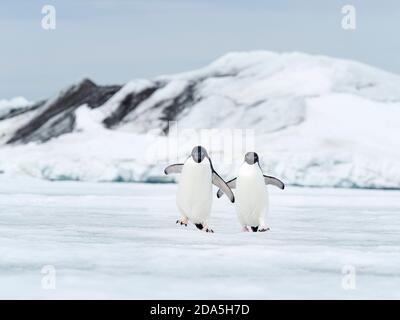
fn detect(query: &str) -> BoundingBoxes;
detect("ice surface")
[0,176,399,299]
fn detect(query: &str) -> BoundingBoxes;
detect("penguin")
[216,152,284,232]
[164,146,235,233]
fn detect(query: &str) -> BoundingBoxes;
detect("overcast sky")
[1,0,399,100]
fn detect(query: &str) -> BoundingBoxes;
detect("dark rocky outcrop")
[3,72,232,144]
[103,84,161,128]
[159,82,199,133]
[7,79,121,144]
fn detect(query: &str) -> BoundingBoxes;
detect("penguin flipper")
[164,164,184,175]
[212,172,235,203]
[263,175,285,190]
[216,178,236,198]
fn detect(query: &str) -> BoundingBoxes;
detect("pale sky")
[1,0,399,100]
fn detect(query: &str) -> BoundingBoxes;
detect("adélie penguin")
[164,146,235,233]
[216,152,284,232]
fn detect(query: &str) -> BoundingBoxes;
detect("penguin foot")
[195,223,203,230]
[176,218,188,226]
[258,226,270,232]
[242,226,249,232]
[250,226,258,232]
[195,223,214,233]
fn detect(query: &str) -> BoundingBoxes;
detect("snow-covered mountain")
[1,51,400,188]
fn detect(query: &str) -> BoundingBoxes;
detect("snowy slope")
[0,51,400,188]
[0,97,32,118]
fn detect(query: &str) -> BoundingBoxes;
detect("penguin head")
[191,145,208,163]
[244,152,259,165]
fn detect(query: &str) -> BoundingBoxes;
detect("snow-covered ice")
[0,176,399,299]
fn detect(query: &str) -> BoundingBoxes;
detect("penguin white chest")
[176,158,212,223]
[235,164,268,226]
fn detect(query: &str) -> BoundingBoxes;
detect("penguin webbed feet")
[176,217,188,227]
[195,223,214,233]
[258,226,270,232]
[247,225,270,232]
